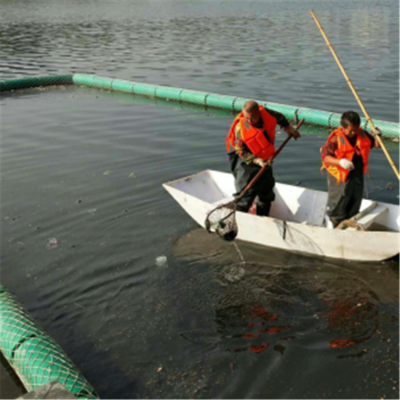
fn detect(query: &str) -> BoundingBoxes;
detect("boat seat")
[347,204,388,231]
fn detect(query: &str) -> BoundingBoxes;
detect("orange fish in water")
[252,306,268,317]
[249,343,270,353]
[329,339,356,348]
[243,332,259,339]
[251,306,279,322]
[258,325,290,334]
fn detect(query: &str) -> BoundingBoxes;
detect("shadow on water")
[60,329,140,399]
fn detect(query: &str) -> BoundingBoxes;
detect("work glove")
[286,125,301,140]
[339,159,354,170]
[253,158,267,168]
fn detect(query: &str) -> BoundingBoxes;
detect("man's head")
[341,111,361,138]
[243,101,261,126]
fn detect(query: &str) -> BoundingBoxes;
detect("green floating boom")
[0,74,398,138]
[0,75,73,92]
[71,74,400,138]
[0,284,97,399]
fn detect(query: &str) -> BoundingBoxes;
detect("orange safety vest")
[321,127,371,183]
[226,105,277,161]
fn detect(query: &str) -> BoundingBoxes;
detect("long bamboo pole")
[310,10,399,180]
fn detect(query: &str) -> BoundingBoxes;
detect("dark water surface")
[1,0,399,399]
[1,0,399,121]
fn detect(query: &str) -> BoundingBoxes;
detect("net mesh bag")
[205,203,238,242]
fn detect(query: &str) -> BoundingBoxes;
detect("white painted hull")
[163,170,399,262]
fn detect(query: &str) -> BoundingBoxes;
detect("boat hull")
[163,171,399,262]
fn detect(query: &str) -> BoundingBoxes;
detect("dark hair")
[341,111,361,128]
[243,100,259,113]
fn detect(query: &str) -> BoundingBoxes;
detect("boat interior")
[166,170,399,232]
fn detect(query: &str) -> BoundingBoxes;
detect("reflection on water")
[173,228,398,397]
[1,0,399,121]
[1,0,399,396]
[2,86,399,398]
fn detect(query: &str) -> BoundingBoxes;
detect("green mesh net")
[0,285,97,399]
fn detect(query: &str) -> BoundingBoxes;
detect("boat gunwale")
[163,170,399,228]
[163,175,399,261]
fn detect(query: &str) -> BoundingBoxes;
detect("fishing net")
[205,120,305,243]
[205,202,238,242]
[0,285,97,399]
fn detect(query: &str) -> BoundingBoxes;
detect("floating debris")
[155,256,168,267]
[274,344,286,355]
[154,301,166,309]
[385,183,394,190]
[88,208,97,215]
[103,170,112,175]
[46,238,59,250]
[128,173,136,178]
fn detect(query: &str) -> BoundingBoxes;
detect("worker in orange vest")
[226,100,300,216]
[321,111,381,228]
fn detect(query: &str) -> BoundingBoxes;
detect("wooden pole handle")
[310,10,399,180]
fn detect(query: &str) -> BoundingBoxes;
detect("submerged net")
[205,203,238,242]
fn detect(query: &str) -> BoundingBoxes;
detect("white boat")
[163,170,399,262]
